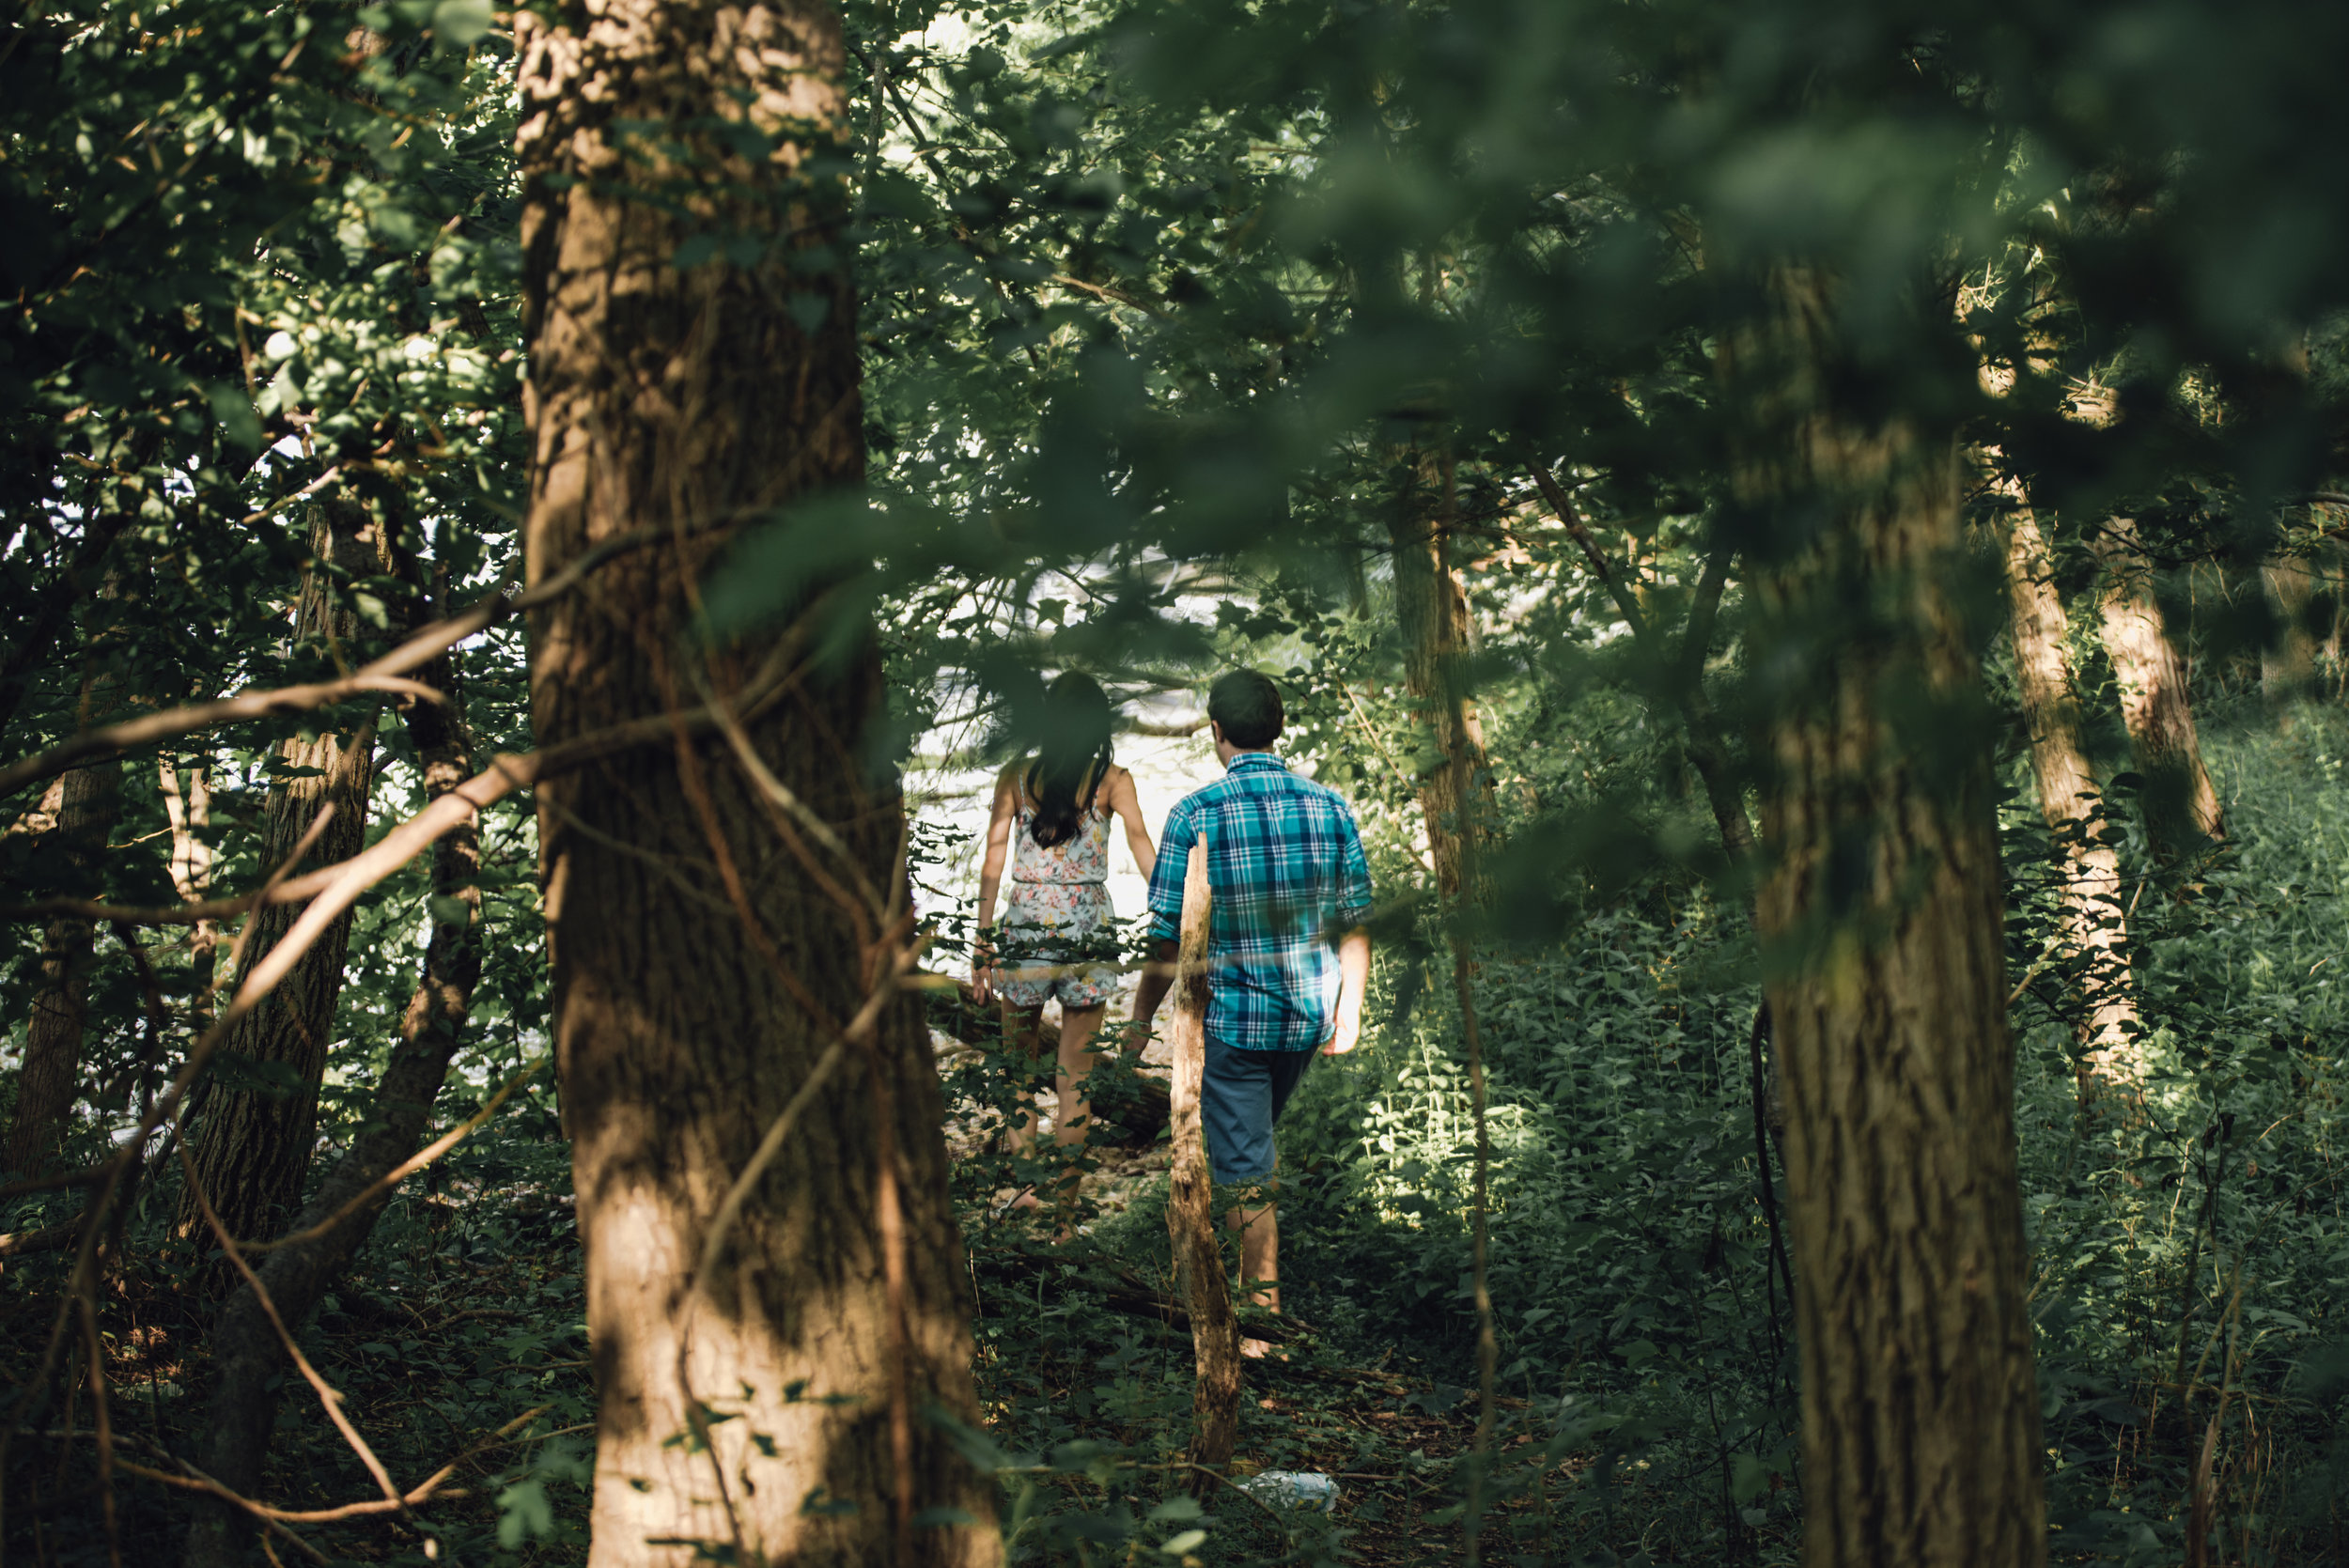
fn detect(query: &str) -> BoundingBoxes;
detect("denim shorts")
[1201,1036,1317,1186]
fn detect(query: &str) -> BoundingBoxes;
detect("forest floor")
[941,1005,1586,1568]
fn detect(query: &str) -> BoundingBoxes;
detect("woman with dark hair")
[973,673,1157,1212]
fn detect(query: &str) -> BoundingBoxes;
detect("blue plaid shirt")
[1147,753,1375,1052]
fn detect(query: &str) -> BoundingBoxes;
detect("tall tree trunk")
[1387,440,1492,900]
[177,501,382,1250]
[1738,270,2046,1568]
[8,759,122,1174]
[516,2,998,1561]
[181,647,483,1568]
[159,753,220,1032]
[2321,544,2349,694]
[1999,497,2139,1095]
[1163,843,1238,1484]
[2260,554,2317,710]
[0,512,129,754]
[2090,518,2224,857]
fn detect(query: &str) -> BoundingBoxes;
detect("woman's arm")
[972,772,1018,1000]
[1109,767,1157,880]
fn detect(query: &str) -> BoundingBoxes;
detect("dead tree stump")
[1164,840,1240,1484]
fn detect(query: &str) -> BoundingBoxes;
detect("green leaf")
[786,292,831,334]
[496,1478,554,1547]
[431,0,493,46]
[209,382,262,455]
[910,1507,976,1528]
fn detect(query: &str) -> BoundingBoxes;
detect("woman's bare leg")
[1052,1003,1108,1152]
[1045,1003,1107,1219]
[999,1004,1050,1212]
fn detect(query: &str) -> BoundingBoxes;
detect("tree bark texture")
[1162,843,1238,1485]
[1387,442,1492,901]
[8,759,122,1174]
[159,753,221,1032]
[516,0,997,1560]
[1739,272,2046,1568]
[2090,518,2223,857]
[0,510,129,754]
[182,652,482,1568]
[178,502,382,1250]
[1999,499,2139,1094]
[1673,551,1756,863]
[2260,555,2318,709]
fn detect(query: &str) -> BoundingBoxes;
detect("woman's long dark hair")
[1021,674,1116,849]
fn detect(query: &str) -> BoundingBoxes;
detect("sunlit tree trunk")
[177,502,381,1250]
[2090,518,2224,857]
[2261,555,2317,710]
[183,644,482,1568]
[2320,544,2349,693]
[516,0,998,1560]
[1387,439,1492,900]
[8,759,121,1174]
[158,753,220,1032]
[1738,269,2046,1568]
[1998,495,2139,1095]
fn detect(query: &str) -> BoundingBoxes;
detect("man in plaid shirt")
[1131,669,1373,1354]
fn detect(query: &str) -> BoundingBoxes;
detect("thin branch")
[696,662,884,925]
[240,464,346,526]
[76,1288,123,1568]
[0,522,670,806]
[0,1222,81,1259]
[178,1142,428,1539]
[0,893,267,925]
[1128,716,1208,737]
[687,940,921,1296]
[1,662,802,932]
[1049,272,1169,319]
[241,1058,549,1253]
[222,801,342,983]
[0,797,343,1515]
[0,1166,109,1202]
[1675,542,1735,696]
[113,1463,334,1561]
[691,1038,850,1292]
[1526,458,1653,644]
[0,675,441,803]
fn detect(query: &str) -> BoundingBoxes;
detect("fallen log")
[970,1241,1313,1346]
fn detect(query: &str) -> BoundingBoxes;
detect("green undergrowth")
[2008,700,2349,1566]
[8,706,2349,1564]
[954,704,2349,1566]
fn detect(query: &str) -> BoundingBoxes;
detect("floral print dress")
[996,790,1119,1009]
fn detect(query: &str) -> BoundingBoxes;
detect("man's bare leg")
[1227,1195,1280,1358]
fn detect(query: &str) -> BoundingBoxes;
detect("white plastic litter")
[1237,1470,1340,1513]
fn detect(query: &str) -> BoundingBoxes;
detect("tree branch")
[1527,458,1653,644]
[0,521,672,805]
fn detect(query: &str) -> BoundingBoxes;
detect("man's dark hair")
[1207,669,1284,750]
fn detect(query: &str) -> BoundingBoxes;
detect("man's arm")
[1322,927,1371,1055]
[1128,937,1180,1048]
[1323,800,1375,1055]
[1128,800,1192,1050]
